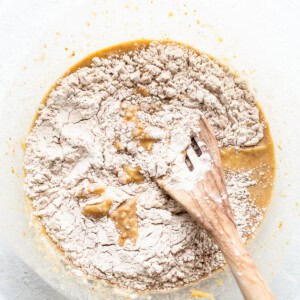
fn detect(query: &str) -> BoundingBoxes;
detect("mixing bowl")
[0,0,299,299]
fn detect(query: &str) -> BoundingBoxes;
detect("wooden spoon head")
[157,117,235,234]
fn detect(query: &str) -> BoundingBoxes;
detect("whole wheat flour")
[24,42,264,290]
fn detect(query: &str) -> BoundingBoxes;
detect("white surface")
[0,0,299,299]
[0,242,66,300]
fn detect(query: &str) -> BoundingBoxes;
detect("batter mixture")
[24,41,275,291]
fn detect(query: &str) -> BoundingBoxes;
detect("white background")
[0,0,299,299]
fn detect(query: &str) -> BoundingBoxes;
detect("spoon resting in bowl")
[157,117,274,300]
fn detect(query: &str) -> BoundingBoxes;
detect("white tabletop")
[0,243,67,300]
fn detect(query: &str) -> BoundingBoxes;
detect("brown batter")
[121,103,157,151]
[123,165,145,184]
[82,198,113,219]
[220,113,275,209]
[109,198,139,246]
[77,182,106,198]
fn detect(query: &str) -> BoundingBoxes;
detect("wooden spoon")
[157,117,275,300]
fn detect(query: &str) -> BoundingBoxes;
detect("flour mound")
[24,42,263,290]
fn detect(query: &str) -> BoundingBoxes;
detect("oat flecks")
[24,42,264,291]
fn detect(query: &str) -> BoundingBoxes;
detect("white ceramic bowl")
[0,1,299,299]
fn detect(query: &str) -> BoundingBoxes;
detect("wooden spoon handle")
[210,217,275,300]
[164,182,275,299]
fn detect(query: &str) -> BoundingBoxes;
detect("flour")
[164,149,212,191]
[24,42,264,290]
